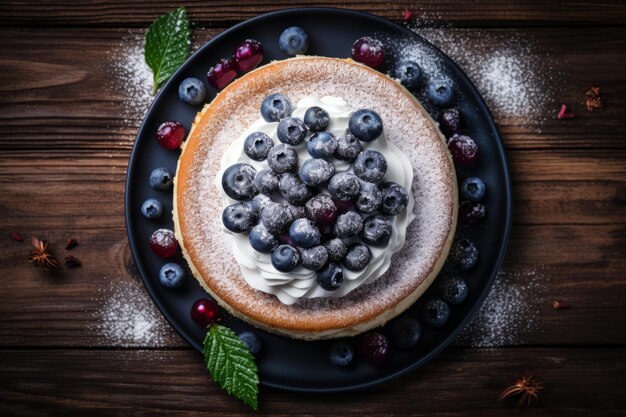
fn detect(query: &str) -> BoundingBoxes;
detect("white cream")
[216,96,415,305]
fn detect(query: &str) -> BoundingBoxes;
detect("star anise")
[28,236,62,270]
[499,372,545,407]
[585,86,603,111]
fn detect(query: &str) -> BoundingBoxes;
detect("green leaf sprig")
[144,7,191,95]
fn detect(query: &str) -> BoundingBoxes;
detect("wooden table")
[1,2,625,415]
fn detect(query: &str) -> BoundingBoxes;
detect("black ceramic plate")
[125,7,511,392]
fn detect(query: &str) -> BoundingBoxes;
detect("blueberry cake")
[174,57,457,339]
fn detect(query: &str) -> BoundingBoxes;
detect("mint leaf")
[144,7,190,94]
[203,324,259,410]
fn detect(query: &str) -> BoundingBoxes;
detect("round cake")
[174,56,457,340]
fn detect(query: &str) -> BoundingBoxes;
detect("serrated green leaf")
[144,7,190,94]
[203,324,259,410]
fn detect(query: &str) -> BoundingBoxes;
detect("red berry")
[305,195,337,226]
[149,229,179,258]
[334,199,355,215]
[351,37,385,68]
[233,39,264,72]
[447,134,478,166]
[358,332,389,365]
[438,108,462,138]
[156,121,186,150]
[207,58,238,89]
[191,298,220,327]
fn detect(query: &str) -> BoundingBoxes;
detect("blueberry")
[159,262,185,289]
[178,77,206,105]
[141,198,162,219]
[221,163,258,200]
[328,172,360,200]
[271,244,300,272]
[391,60,422,89]
[333,211,363,239]
[222,202,257,233]
[277,117,307,145]
[289,218,321,248]
[261,202,293,233]
[348,109,383,142]
[283,202,308,220]
[307,131,338,159]
[450,238,479,270]
[299,158,335,186]
[460,177,486,202]
[279,173,313,205]
[278,26,309,56]
[246,193,273,215]
[329,341,354,366]
[439,275,468,305]
[254,168,280,194]
[379,182,409,215]
[459,201,487,225]
[303,106,330,132]
[260,93,292,122]
[238,331,262,355]
[353,150,387,182]
[427,77,455,107]
[324,238,347,262]
[439,108,462,137]
[355,181,382,214]
[360,214,392,246]
[300,245,329,271]
[249,224,279,253]
[343,242,371,271]
[391,315,422,348]
[149,167,174,190]
[334,133,362,161]
[317,262,344,291]
[267,143,298,173]
[244,131,274,161]
[422,298,450,328]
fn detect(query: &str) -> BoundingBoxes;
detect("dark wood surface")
[1,1,625,415]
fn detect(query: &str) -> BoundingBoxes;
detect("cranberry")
[191,298,220,327]
[438,108,462,138]
[358,332,389,365]
[149,228,179,258]
[232,39,264,72]
[459,201,487,225]
[207,58,238,90]
[156,121,185,150]
[351,37,385,68]
[334,199,355,215]
[447,134,478,166]
[305,195,337,226]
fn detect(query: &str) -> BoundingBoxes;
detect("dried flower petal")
[403,8,413,22]
[65,255,82,268]
[585,86,603,111]
[28,236,62,270]
[556,104,575,119]
[65,238,78,250]
[552,299,572,309]
[499,372,544,407]
[9,231,24,242]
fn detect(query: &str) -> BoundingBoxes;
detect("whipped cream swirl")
[216,96,415,305]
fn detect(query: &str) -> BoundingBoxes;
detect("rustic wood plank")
[0,348,624,416]
[1,1,625,27]
[0,27,624,151]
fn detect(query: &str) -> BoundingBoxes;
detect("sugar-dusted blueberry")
[238,331,261,355]
[300,245,329,271]
[450,238,479,270]
[283,202,308,220]
[360,214,392,246]
[303,106,330,132]
[279,26,309,56]
[427,77,456,107]
[358,332,389,365]
[260,202,293,233]
[351,37,385,68]
[178,77,206,105]
[422,298,450,328]
[156,121,186,150]
[334,133,362,162]
[299,158,335,186]
[277,116,307,145]
[344,242,371,271]
[222,202,257,233]
[279,173,313,205]
[329,341,354,366]
[141,198,162,219]
[221,163,257,200]
[391,315,422,348]
[328,172,360,201]
[267,143,298,173]
[349,109,383,142]
[333,211,363,239]
[439,274,468,305]
[244,131,274,161]
[460,177,486,202]
[271,244,300,272]
[254,168,280,194]
[459,201,487,225]
[289,218,321,248]
[317,262,344,291]
[379,182,409,215]
[260,93,292,122]
[247,193,273,216]
[159,262,185,289]
[149,167,174,190]
[448,134,478,166]
[439,108,462,137]
[150,229,179,258]
[307,131,338,159]
[207,58,237,90]
[306,194,338,226]
[324,238,347,262]
[355,181,382,214]
[391,60,422,89]
[232,39,264,72]
[353,150,387,182]
[249,224,279,253]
